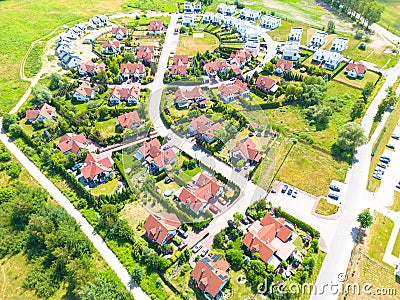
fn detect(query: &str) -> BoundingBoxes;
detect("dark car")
[396,182,400,189]
[241,217,250,225]
[178,242,188,251]
[281,184,288,193]
[380,157,390,164]
[392,135,399,140]
[374,168,384,175]
[178,229,188,239]
[329,185,341,192]
[386,144,395,150]
[287,188,293,196]
[377,163,387,169]
[373,174,382,180]
[328,193,339,200]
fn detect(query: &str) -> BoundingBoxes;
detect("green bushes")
[275,207,320,237]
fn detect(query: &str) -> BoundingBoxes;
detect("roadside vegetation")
[314,198,339,216]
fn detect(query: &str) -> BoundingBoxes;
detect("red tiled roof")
[75,82,98,97]
[110,83,140,100]
[232,137,261,162]
[191,257,230,298]
[102,40,120,49]
[255,75,276,90]
[148,20,163,32]
[275,59,293,71]
[261,214,292,242]
[26,103,56,120]
[204,59,229,74]
[144,213,181,245]
[138,138,162,158]
[175,87,205,102]
[117,111,140,128]
[173,55,189,65]
[218,80,248,98]
[112,26,128,36]
[81,152,114,180]
[230,49,252,65]
[120,62,145,75]
[177,187,207,213]
[80,60,107,74]
[171,64,187,76]
[194,176,222,201]
[56,133,87,154]
[189,114,212,134]
[242,230,277,262]
[346,61,367,75]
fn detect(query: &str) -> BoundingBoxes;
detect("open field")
[333,71,381,90]
[122,0,180,13]
[176,32,220,56]
[392,229,400,257]
[315,198,339,215]
[378,0,400,35]
[0,0,126,113]
[389,191,400,212]
[91,178,120,196]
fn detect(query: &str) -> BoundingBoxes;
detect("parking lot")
[326,180,347,206]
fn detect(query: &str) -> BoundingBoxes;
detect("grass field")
[378,0,400,34]
[315,198,339,215]
[0,0,125,113]
[392,229,400,257]
[91,178,120,196]
[389,191,400,212]
[333,71,381,90]
[176,31,220,56]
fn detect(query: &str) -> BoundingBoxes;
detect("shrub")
[359,42,367,50]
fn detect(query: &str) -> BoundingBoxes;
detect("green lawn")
[176,31,220,56]
[368,212,394,270]
[91,178,119,196]
[390,191,400,212]
[95,117,118,138]
[122,0,180,13]
[392,229,400,257]
[315,198,339,215]
[0,0,126,113]
[378,0,400,35]
[333,71,381,90]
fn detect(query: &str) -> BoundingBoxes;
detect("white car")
[200,247,209,257]
[193,243,203,253]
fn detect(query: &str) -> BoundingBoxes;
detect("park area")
[176,31,219,56]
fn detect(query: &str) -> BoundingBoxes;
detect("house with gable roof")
[25,104,56,123]
[80,152,114,185]
[231,137,262,165]
[78,60,106,76]
[117,111,141,129]
[191,255,230,300]
[203,59,229,77]
[88,15,108,29]
[170,55,189,77]
[345,61,367,79]
[102,40,120,54]
[218,80,249,103]
[137,45,155,62]
[120,62,146,81]
[229,49,254,69]
[274,59,293,75]
[109,83,141,105]
[147,20,163,34]
[255,75,278,94]
[73,82,98,102]
[174,87,206,109]
[188,114,222,143]
[56,133,88,155]
[112,26,128,40]
[144,213,181,246]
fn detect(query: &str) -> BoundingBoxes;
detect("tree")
[354,29,365,40]
[350,99,365,120]
[336,122,366,155]
[95,70,109,84]
[2,113,16,131]
[233,212,244,227]
[359,42,367,50]
[226,249,244,270]
[49,73,63,90]
[285,82,303,101]
[8,124,21,138]
[301,76,328,107]
[327,20,335,33]
[32,84,52,104]
[79,274,133,300]
[131,266,143,284]
[305,105,332,131]
[7,162,21,178]
[180,26,187,34]
[357,210,373,229]
[262,62,274,75]
[123,52,136,63]
[362,82,374,101]
[364,2,385,28]
[98,204,119,232]
[236,159,244,168]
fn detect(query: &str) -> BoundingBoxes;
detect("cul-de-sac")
[1,0,400,299]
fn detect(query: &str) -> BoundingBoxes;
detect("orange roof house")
[176,187,208,215]
[120,62,146,80]
[117,111,141,129]
[242,214,295,264]
[191,256,230,299]
[111,26,128,40]
[137,46,155,61]
[147,20,163,33]
[102,40,120,54]
[229,49,254,68]
[204,59,229,77]
[188,114,221,143]
[56,133,88,154]
[274,59,293,74]
[255,75,278,94]
[79,60,106,76]
[73,82,98,102]
[144,213,181,246]
[25,103,56,122]
[81,152,114,182]
[346,61,367,78]
[231,137,262,164]
[174,87,206,108]
[218,79,249,103]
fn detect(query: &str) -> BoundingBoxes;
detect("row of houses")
[88,15,109,29]
[183,1,202,14]
[55,36,82,70]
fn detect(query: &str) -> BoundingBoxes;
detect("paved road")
[311,38,400,300]
[0,125,150,300]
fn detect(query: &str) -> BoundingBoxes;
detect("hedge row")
[276,207,320,238]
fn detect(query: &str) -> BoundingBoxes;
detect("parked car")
[392,135,399,140]
[193,243,203,253]
[374,168,384,175]
[381,156,391,161]
[178,228,188,239]
[329,185,341,192]
[396,182,400,189]
[292,190,298,198]
[377,163,387,169]
[178,242,188,251]
[287,188,293,196]
[241,217,250,225]
[200,247,209,257]
[386,144,395,150]
[209,205,219,214]
[380,157,390,164]
[328,193,339,200]
[164,176,172,183]
[281,184,288,193]
[373,174,382,180]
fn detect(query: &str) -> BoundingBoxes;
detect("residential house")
[188,114,222,143]
[25,103,56,123]
[229,49,253,68]
[174,87,206,109]
[170,55,189,77]
[182,14,196,27]
[135,138,161,160]
[102,40,120,54]
[203,59,229,77]
[191,255,230,300]
[56,133,88,155]
[330,37,348,53]
[112,26,128,40]
[58,51,81,70]
[241,27,259,42]
[137,45,155,61]
[202,12,213,24]
[231,137,262,165]
[312,49,343,70]
[260,14,281,30]
[240,8,261,22]
[255,75,278,94]
[245,40,260,53]
[194,1,202,12]
[117,111,141,129]
[144,213,181,246]
[55,36,71,56]
[109,83,141,105]
[308,31,328,49]
[281,42,300,61]
[242,213,295,266]
[184,1,194,13]
[217,3,236,15]
[147,20,163,34]
[193,172,224,200]
[345,61,367,79]
[218,79,249,103]
[175,187,208,215]
[288,27,303,43]
[78,60,106,76]
[88,15,108,29]
[274,59,293,75]
[66,24,86,39]
[120,62,146,81]
[73,82,98,102]
[80,152,114,184]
